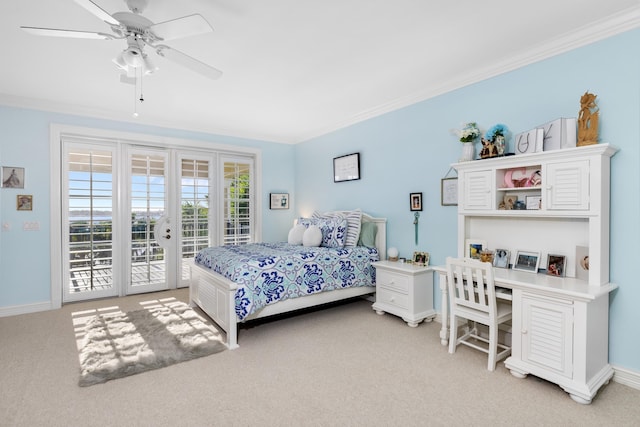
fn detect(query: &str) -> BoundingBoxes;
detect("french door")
[62,141,215,302]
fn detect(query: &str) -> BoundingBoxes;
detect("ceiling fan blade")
[21,26,113,40]
[74,0,120,26]
[156,46,222,79]
[150,14,213,41]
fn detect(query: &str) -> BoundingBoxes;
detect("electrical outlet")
[23,221,40,231]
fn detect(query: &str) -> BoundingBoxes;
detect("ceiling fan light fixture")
[142,54,157,75]
[123,46,143,67]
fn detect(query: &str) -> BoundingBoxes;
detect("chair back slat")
[446,257,497,318]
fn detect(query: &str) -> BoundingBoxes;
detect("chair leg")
[487,325,498,371]
[448,314,458,354]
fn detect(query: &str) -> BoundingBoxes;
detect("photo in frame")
[465,239,487,260]
[493,249,510,268]
[17,194,32,211]
[546,254,566,277]
[2,166,25,189]
[410,192,423,211]
[526,195,542,210]
[269,193,289,210]
[513,250,541,273]
[412,251,430,266]
[333,153,360,182]
[441,177,458,206]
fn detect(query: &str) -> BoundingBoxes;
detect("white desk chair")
[446,257,512,371]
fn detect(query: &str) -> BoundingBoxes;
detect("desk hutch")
[435,143,618,404]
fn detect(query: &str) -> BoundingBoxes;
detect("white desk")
[433,265,617,405]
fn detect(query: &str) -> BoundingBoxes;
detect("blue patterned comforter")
[194,243,379,320]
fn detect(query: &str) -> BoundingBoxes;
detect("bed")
[189,211,387,349]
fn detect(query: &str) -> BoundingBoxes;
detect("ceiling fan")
[21,0,223,81]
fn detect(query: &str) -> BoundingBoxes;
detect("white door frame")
[50,124,262,309]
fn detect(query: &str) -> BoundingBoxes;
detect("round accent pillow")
[302,225,323,247]
[287,224,306,245]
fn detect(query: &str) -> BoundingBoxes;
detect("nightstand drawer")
[376,270,410,293]
[376,288,409,310]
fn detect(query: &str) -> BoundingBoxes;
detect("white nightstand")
[372,260,436,327]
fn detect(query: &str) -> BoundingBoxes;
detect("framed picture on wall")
[269,193,289,210]
[17,194,32,211]
[2,166,24,189]
[333,153,360,182]
[441,178,458,206]
[410,192,423,211]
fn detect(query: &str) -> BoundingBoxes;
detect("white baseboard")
[612,365,640,391]
[0,301,52,317]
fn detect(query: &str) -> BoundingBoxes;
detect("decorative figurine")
[577,92,599,146]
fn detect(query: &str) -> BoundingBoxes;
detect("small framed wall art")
[410,192,423,211]
[17,194,33,211]
[269,193,289,210]
[441,177,458,206]
[513,250,541,273]
[2,166,25,189]
[333,153,360,182]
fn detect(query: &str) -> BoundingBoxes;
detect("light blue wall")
[0,108,296,306]
[295,29,640,371]
[1,28,638,374]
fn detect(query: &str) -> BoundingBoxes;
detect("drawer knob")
[522,329,528,335]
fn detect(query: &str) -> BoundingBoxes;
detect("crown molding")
[298,6,640,143]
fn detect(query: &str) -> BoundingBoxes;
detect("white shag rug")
[78,302,226,386]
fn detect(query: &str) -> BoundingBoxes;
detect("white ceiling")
[1,0,639,144]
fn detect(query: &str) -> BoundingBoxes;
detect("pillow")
[288,224,306,245]
[357,221,378,247]
[313,209,362,247]
[302,225,323,247]
[298,217,347,248]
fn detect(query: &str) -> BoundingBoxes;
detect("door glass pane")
[180,158,210,281]
[130,154,166,288]
[67,149,114,294]
[223,160,252,245]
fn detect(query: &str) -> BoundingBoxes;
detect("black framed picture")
[333,153,360,182]
[410,192,422,211]
[269,193,289,210]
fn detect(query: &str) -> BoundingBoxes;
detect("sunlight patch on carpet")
[74,300,225,387]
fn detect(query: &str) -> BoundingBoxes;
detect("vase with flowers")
[455,122,480,161]
[485,123,509,157]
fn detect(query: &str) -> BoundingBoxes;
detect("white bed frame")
[189,212,387,349]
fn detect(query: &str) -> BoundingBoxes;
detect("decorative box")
[514,128,544,155]
[539,118,577,151]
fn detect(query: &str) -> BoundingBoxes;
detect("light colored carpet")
[1,288,640,426]
[76,300,225,386]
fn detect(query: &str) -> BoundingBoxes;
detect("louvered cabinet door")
[545,160,589,211]
[461,169,493,210]
[520,293,574,378]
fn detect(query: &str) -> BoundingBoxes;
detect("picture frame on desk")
[493,249,510,268]
[513,250,540,273]
[465,239,486,260]
[547,254,566,277]
[412,251,429,266]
